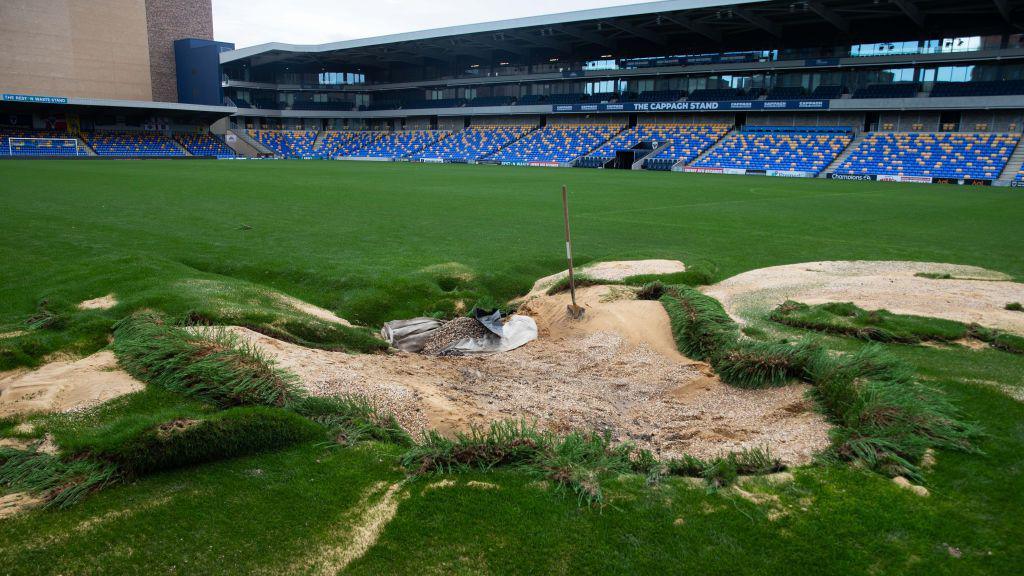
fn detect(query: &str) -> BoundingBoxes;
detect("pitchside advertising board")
[828,173,995,186]
[553,100,830,113]
[681,166,816,178]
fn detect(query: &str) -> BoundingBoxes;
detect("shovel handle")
[562,185,578,309]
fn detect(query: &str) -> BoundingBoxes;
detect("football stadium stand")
[581,123,731,170]
[175,133,236,158]
[0,130,83,157]
[81,131,185,157]
[853,83,920,99]
[835,132,1019,180]
[413,126,532,162]
[810,85,845,99]
[687,88,748,101]
[350,130,450,159]
[694,126,853,176]
[487,124,622,164]
[929,80,1024,98]
[642,124,733,170]
[249,130,319,158]
[316,131,381,159]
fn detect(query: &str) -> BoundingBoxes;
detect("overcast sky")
[213,0,651,48]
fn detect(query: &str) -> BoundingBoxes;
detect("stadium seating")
[403,98,467,110]
[317,131,382,159]
[352,130,450,159]
[835,132,1019,180]
[548,93,589,105]
[0,130,83,156]
[687,88,747,101]
[516,95,547,105]
[175,133,236,158]
[766,86,806,100]
[81,131,185,157]
[486,124,622,164]
[642,124,733,170]
[412,126,531,161]
[853,83,920,99]
[248,130,319,158]
[810,85,845,99]
[693,127,853,175]
[929,80,1024,98]
[468,96,514,107]
[624,90,686,102]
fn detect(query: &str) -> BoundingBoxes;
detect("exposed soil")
[77,294,118,310]
[703,261,1024,334]
[232,282,832,465]
[0,492,44,520]
[0,350,144,417]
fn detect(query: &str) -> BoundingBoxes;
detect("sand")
[232,282,832,465]
[77,294,118,310]
[0,350,144,417]
[528,259,686,296]
[704,261,1024,334]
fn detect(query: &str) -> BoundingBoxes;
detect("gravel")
[420,317,493,356]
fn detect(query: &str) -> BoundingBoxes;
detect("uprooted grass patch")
[401,420,783,506]
[1007,302,1024,312]
[113,312,302,408]
[770,301,1024,354]
[654,285,980,483]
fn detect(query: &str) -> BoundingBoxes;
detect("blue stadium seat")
[317,131,382,159]
[694,127,853,175]
[579,124,730,170]
[486,124,622,164]
[516,95,548,105]
[412,125,531,161]
[0,129,83,157]
[175,133,236,158]
[353,130,451,159]
[468,96,514,107]
[248,130,319,158]
[836,132,1019,180]
[81,131,185,157]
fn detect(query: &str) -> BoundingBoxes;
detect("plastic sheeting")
[380,315,538,355]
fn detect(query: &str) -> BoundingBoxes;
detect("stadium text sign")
[2,94,69,105]
[553,100,830,113]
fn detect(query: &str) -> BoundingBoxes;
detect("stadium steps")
[818,131,867,178]
[677,126,735,170]
[997,136,1024,181]
[312,130,328,153]
[633,141,673,170]
[570,125,628,166]
[229,129,272,156]
[76,137,97,156]
[169,137,192,156]
[479,125,541,161]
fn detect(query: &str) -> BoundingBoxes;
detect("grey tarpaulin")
[472,308,505,337]
[380,317,443,352]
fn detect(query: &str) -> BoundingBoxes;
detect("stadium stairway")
[677,127,735,170]
[171,137,192,156]
[230,129,272,156]
[997,136,1024,181]
[818,131,867,178]
[77,137,97,156]
[633,141,675,169]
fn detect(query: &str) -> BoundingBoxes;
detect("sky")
[213,0,652,49]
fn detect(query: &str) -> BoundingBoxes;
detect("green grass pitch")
[1,160,1023,574]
